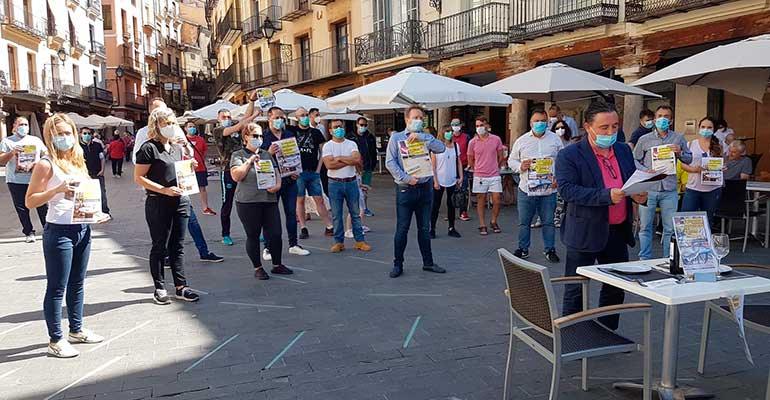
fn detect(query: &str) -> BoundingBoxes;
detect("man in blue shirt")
[385,106,447,278]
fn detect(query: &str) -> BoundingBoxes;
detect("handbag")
[449,142,469,208]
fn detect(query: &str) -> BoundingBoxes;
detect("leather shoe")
[422,264,446,273]
[389,265,403,278]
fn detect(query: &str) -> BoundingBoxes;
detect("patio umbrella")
[632,35,770,103]
[177,110,205,125]
[101,115,134,128]
[66,113,103,129]
[272,89,339,113]
[190,99,239,122]
[326,66,513,109]
[320,113,368,121]
[484,62,660,102]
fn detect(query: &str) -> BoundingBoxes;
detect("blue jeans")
[187,206,209,257]
[394,181,434,267]
[329,180,364,243]
[517,189,557,252]
[638,190,679,260]
[682,188,721,224]
[264,178,298,248]
[43,223,91,342]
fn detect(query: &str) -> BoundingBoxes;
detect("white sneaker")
[68,329,105,344]
[154,289,171,305]
[262,248,272,261]
[288,245,310,256]
[48,339,79,358]
[25,234,36,243]
[344,230,354,239]
[362,225,371,234]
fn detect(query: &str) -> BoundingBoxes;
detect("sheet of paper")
[701,157,724,186]
[255,159,276,190]
[399,140,432,179]
[70,179,103,224]
[621,169,667,195]
[526,157,555,196]
[651,145,676,175]
[274,138,303,178]
[726,294,754,365]
[256,87,275,111]
[16,145,37,173]
[174,160,200,196]
[672,212,719,277]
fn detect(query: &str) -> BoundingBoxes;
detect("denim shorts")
[297,171,322,196]
[195,171,208,188]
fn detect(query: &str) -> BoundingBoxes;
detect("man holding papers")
[632,105,692,260]
[556,101,648,330]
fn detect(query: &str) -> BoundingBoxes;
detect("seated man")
[724,141,753,180]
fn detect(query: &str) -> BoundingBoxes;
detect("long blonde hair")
[42,113,88,175]
[147,107,177,141]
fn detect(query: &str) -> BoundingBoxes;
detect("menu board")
[399,140,432,179]
[256,88,275,111]
[672,212,719,277]
[256,159,276,190]
[16,145,37,173]
[174,160,200,196]
[70,179,102,224]
[701,157,724,186]
[651,145,676,175]
[274,137,303,177]
[527,157,555,196]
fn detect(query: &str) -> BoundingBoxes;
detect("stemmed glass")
[712,234,730,268]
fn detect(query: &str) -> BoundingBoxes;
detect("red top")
[591,144,626,225]
[121,135,133,148]
[452,132,469,166]
[187,135,208,172]
[108,139,125,159]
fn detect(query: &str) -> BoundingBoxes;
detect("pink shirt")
[468,134,503,178]
[592,145,627,225]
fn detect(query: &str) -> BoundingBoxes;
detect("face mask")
[476,126,487,135]
[160,125,176,139]
[314,116,321,124]
[333,127,345,139]
[250,137,263,149]
[699,128,714,138]
[53,135,75,151]
[532,121,547,135]
[16,126,28,136]
[187,127,197,135]
[655,117,670,132]
[409,119,423,133]
[82,134,92,142]
[644,120,654,129]
[220,120,233,128]
[358,126,367,134]
[555,128,565,136]
[299,116,310,127]
[272,118,284,130]
[592,129,618,149]
[451,126,461,132]
[444,131,453,141]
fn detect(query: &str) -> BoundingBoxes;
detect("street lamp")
[57,48,68,62]
[262,18,276,40]
[208,52,218,68]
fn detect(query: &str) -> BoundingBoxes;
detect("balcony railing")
[159,63,172,76]
[426,2,509,60]
[70,35,87,55]
[509,0,619,43]
[2,6,47,40]
[242,14,264,43]
[124,91,146,108]
[90,41,106,58]
[49,79,85,99]
[280,0,310,22]
[284,45,350,86]
[354,20,427,67]
[214,63,241,95]
[625,0,731,22]
[86,0,101,17]
[311,0,335,4]
[241,59,288,90]
[122,48,140,74]
[47,20,68,42]
[87,85,113,103]
[216,5,241,46]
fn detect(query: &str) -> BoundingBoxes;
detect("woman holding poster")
[134,107,201,306]
[25,113,109,358]
[681,117,723,223]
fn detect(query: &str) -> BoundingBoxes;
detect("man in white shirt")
[322,119,371,253]
[508,109,564,263]
[548,104,579,139]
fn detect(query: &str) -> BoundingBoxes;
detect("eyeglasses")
[358,124,368,127]
[601,157,617,179]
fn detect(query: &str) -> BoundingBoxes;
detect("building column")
[508,99,528,145]
[616,67,646,138]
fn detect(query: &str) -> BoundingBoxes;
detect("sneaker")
[68,329,104,344]
[545,250,560,263]
[175,287,200,302]
[154,289,171,305]
[330,243,345,253]
[364,208,375,217]
[531,217,542,228]
[448,228,461,238]
[48,339,79,358]
[429,230,436,239]
[288,245,310,256]
[222,236,234,246]
[200,252,224,263]
[513,249,529,259]
[202,208,217,216]
[254,267,269,280]
[299,227,309,239]
[362,225,371,234]
[423,264,446,273]
[271,264,294,275]
[390,265,403,278]
[354,241,371,251]
[262,248,272,261]
[344,230,354,239]
[324,226,334,237]
[25,234,36,243]
[459,212,470,221]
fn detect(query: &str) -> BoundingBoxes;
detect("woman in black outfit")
[134,107,200,304]
[231,123,293,280]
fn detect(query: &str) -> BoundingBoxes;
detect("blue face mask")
[272,118,284,130]
[299,116,310,127]
[644,120,654,129]
[17,126,28,136]
[532,121,547,135]
[358,126,367,134]
[250,137,263,149]
[333,127,345,139]
[655,117,670,132]
[409,119,424,132]
[699,129,714,138]
[593,131,618,149]
[53,135,75,151]
[187,127,197,135]
[220,120,233,128]
[82,133,92,142]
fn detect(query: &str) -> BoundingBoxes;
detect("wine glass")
[712,234,730,267]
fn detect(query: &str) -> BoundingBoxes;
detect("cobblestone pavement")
[1,165,770,400]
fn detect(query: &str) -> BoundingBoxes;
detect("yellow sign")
[257,159,273,172]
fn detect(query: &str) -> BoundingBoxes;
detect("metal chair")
[499,248,652,400]
[714,179,766,252]
[697,264,770,400]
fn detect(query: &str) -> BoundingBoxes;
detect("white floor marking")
[220,302,295,310]
[88,320,152,353]
[272,276,307,284]
[44,356,123,400]
[347,256,390,265]
[183,334,240,373]
[189,288,209,295]
[0,322,31,337]
[368,293,443,297]
[287,266,314,272]
[0,368,21,380]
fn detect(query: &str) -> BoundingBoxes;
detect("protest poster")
[701,157,724,186]
[256,88,275,111]
[651,145,676,175]
[399,140,432,178]
[672,212,719,277]
[16,145,37,173]
[174,160,200,196]
[274,137,303,177]
[526,157,555,195]
[70,179,102,224]
[256,159,276,190]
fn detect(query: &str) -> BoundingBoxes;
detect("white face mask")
[313,116,321,124]
[555,128,565,136]
[476,126,487,135]
[160,125,176,139]
[451,126,461,132]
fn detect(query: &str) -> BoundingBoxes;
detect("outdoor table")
[747,181,770,248]
[376,151,386,174]
[577,258,770,400]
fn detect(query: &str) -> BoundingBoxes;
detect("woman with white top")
[430,124,463,238]
[25,113,109,358]
[680,116,723,223]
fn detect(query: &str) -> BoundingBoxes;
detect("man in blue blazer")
[555,101,648,330]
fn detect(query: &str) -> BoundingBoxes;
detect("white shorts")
[472,176,502,194]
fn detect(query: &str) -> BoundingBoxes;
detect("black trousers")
[8,182,48,236]
[220,170,238,237]
[430,185,457,231]
[236,201,282,268]
[562,225,628,330]
[320,164,329,196]
[111,158,123,176]
[145,194,189,290]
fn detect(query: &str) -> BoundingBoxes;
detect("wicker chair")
[498,248,652,400]
[697,264,770,400]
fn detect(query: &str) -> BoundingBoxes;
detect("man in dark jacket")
[347,116,378,216]
[79,127,109,215]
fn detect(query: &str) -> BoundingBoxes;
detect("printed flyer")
[274,138,303,177]
[651,145,676,175]
[526,157,555,195]
[672,211,719,277]
[256,88,275,111]
[398,140,432,179]
[256,159,276,190]
[701,157,724,186]
[174,160,200,196]
[16,145,37,173]
[70,179,102,224]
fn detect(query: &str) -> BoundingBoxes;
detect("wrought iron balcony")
[65,0,81,10]
[426,2,509,60]
[242,14,264,44]
[216,5,241,46]
[70,35,87,57]
[625,0,731,22]
[280,0,311,22]
[87,85,113,103]
[86,0,101,18]
[159,63,173,76]
[241,59,288,91]
[354,20,427,67]
[48,79,86,99]
[509,0,619,43]
[47,21,69,49]
[122,47,141,75]
[89,40,106,63]
[124,91,147,109]
[214,63,241,95]
[311,0,335,4]
[2,6,47,40]
[284,44,350,86]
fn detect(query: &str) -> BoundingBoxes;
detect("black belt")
[329,176,356,182]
